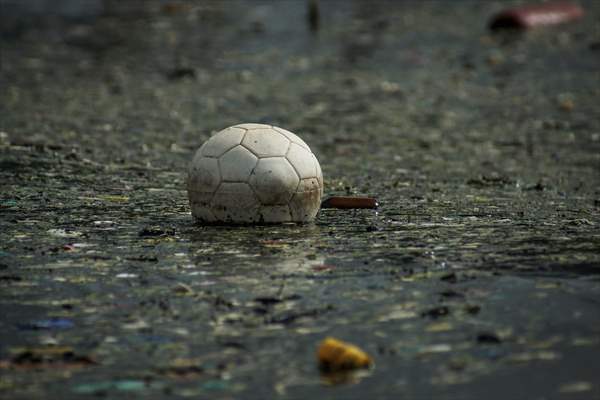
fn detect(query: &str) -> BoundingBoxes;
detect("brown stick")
[320,196,379,209]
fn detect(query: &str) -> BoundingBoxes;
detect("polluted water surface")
[1,1,600,399]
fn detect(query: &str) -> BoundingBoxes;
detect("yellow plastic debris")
[317,337,373,372]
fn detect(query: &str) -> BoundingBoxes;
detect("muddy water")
[1,1,599,399]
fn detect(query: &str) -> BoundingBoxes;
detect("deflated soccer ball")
[187,123,323,224]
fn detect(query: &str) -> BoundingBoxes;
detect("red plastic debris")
[489,1,584,30]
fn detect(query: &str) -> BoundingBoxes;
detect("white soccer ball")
[187,123,323,224]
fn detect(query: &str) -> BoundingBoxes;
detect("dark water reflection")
[1,0,104,18]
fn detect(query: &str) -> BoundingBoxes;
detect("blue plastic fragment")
[18,317,74,330]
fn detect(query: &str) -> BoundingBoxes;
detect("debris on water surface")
[173,282,194,295]
[0,346,96,370]
[1,1,599,399]
[466,175,514,188]
[489,1,584,30]
[440,272,458,283]
[167,67,196,81]
[157,364,204,380]
[17,318,74,330]
[139,226,175,237]
[268,305,334,325]
[557,93,575,111]
[421,306,450,319]
[73,380,157,394]
[47,229,83,238]
[311,264,335,272]
[320,196,379,209]
[317,337,373,372]
[115,273,138,279]
[425,321,454,333]
[558,381,593,393]
[417,343,453,356]
[476,332,502,344]
[464,304,482,315]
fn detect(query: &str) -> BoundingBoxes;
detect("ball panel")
[273,126,310,150]
[189,191,217,222]
[187,156,221,194]
[314,153,324,189]
[289,178,321,222]
[259,205,292,223]
[242,128,290,157]
[286,142,317,179]
[211,182,260,223]
[188,191,215,208]
[190,201,217,223]
[249,157,299,205]
[234,123,271,130]
[201,127,246,158]
[219,145,258,182]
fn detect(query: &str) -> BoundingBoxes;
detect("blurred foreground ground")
[1,1,599,399]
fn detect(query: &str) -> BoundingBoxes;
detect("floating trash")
[116,273,138,279]
[490,1,584,30]
[320,196,378,209]
[317,337,373,372]
[18,318,74,331]
[3,346,96,370]
[47,229,83,238]
[559,381,593,393]
[477,332,502,344]
[73,380,158,394]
